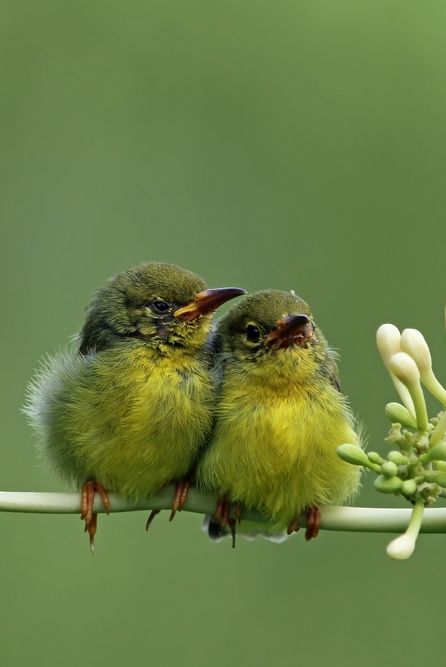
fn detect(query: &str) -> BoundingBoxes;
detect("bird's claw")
[305,506,321,540]
[169,480,191,522]
[145,509,161,531]
[287,515,300,535]
[80,480,110,553]
[287,506,320,539]
[214,498,242,548]
[169,479,190,521]
[145,480,191,531]
[214,497,229,525]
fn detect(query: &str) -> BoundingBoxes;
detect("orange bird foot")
[169,479,191,522]
[305,506,321,541]
[80,480,110,553]
[145,480,191,531]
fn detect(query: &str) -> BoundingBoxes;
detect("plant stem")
[1,487,446,533]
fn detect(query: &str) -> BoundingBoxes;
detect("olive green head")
[79,262,245,354]
[215,289,336,384]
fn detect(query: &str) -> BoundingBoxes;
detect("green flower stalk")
[430,413,446,448]
[420,441,446,463]
[388,352,428,432]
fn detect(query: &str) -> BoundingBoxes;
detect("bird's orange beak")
[174,287,246,322]
[265,314,314,349]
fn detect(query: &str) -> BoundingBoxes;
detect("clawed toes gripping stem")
[145,480,191,530]
[214,498,242,548]
[80,481,110,553]
[286,507,320,539]
[169,480,191,522]
[305,506,321,541]
[287,515,300,535]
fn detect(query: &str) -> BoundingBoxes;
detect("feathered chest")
[214,377,351,475]
[77,346,215,447]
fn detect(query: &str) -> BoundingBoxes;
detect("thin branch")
[1,487,446,533]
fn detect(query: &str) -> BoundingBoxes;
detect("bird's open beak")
[265,314,314,349]
[174,287,246,322]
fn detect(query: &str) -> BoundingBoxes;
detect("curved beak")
[174,287,246,322]
[265,314,314,350]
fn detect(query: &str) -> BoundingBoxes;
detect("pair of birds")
[26,262,361,549]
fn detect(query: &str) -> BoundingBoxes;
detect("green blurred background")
[1,2,445,665]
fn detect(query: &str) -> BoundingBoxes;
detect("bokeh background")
[1,2,445,665]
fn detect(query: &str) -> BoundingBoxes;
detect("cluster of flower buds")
[337,322,446,560]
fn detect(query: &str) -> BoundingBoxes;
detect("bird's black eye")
[151,300,170,313]
[245,324,261,343]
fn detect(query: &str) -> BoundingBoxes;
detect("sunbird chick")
[25,262,245,549]
[196,289,361,542]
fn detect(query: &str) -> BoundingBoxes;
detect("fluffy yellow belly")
[48,346,215,499]
[198,384,360,524]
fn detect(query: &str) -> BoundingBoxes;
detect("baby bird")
[197,289,361,543]
[25,262,244,549]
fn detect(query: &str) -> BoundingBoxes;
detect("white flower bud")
[398,332,446,407]
[389,353,420,386]
[400,329,432,374]
[386,534,416,560]
[389,353,429,430]
[377,326,417,416]
[376,324,401,367]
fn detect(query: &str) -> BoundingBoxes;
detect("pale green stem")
[408,382,429,432]
[362,461,382,474]
[391,375,416,418]
[421,369,446,406]
[0,488,446,533]
[406,500,425,539]
[430,411,446,448]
